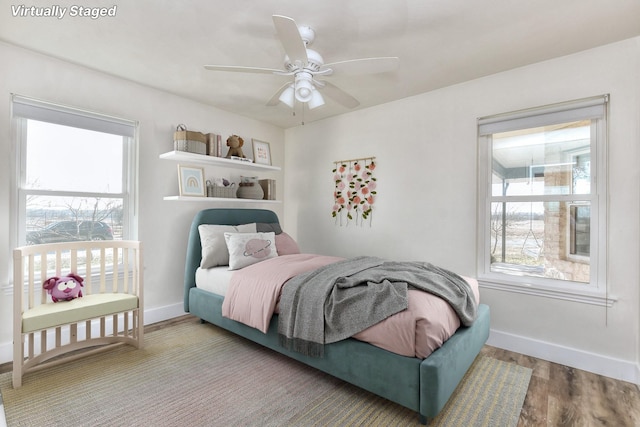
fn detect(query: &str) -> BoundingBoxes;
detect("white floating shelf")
[159,151,281,172]
[163,196,281,204]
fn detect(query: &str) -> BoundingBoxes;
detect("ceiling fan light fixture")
[308,88,325,109]
[294,72,314,102]
[278,84,295,107]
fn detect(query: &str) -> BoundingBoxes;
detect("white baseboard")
[488,328,639,385]
[141,302,187,326]
[0,303,186,366]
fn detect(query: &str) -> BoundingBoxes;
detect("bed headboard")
[183,208,280,312]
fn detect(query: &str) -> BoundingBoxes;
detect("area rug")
[0,319,531,426]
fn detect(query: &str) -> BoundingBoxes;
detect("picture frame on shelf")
[177,165,205,197]
[252,139,272,166]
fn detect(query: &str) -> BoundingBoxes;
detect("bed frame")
[183,208,490,424]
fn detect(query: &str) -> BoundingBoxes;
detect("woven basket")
[173,124,207,155]
[208,184,236,198]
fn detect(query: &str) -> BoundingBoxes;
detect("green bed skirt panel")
[419,304,491,419]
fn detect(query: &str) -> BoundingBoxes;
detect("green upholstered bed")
[183,208,490,424]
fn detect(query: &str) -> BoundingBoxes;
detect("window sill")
[478,278,615,307]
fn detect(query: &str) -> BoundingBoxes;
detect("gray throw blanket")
[278,256,478,357]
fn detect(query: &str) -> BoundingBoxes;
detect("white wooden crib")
[13,240,143,388]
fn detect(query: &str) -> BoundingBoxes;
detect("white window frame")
[476,95,612,307]
[10,95,139,250]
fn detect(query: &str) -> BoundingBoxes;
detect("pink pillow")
[275,232,300,255]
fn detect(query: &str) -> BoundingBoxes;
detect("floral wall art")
[332,157,377,226]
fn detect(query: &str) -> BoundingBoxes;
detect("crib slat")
[84,320,92,340]
[99,247,106,293]
[112,247,118,293]
[40,330,46,352]
[55,326,61,348]
[29,333,35,359]
[85,248,92,295]
[55,249,62,277]
[112,314,117,336]
[124,312,129,337]
[70,248,77,274]
[100,316,106,338]
[70,324,78,344]
[123,248,129,293]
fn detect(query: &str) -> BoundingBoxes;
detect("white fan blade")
[323,57,399,75]
[204,65,281,74]
[266,82,292,106]
[272,15,308,66]
[318,81,360,109]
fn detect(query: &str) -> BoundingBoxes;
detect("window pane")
[25,120,124,193]
[490,201,589,283]
[25,195,122,244]
[569,204,590,256]
[491,120,591,197]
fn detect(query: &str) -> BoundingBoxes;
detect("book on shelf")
[206,133,217,156]
[259,179,276,200]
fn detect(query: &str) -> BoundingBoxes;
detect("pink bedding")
[222,254,480,359]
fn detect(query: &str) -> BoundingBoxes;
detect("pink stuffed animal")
[43,273,84,302]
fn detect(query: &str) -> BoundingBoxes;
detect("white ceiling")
[2,0,639,128]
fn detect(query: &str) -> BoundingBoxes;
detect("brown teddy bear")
[225,135,246,158]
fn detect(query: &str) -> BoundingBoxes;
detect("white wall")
[1,36,638,384]
[0,41,285,362]
[284,37,640,383]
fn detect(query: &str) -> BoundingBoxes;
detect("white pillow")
[199,223,256,268]
[224,232,278,270]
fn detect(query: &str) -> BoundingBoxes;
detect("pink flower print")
[332,160,376,224]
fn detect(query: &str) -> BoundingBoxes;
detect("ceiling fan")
[204,15,399,111]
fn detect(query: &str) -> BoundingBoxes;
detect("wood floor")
[3,316,639,426]
[481,345,640,426]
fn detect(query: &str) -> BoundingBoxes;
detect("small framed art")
[177,165,205,197]
[252,139,272,166]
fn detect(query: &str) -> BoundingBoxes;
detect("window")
[11,95,138,247]
[477,96,608,303]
